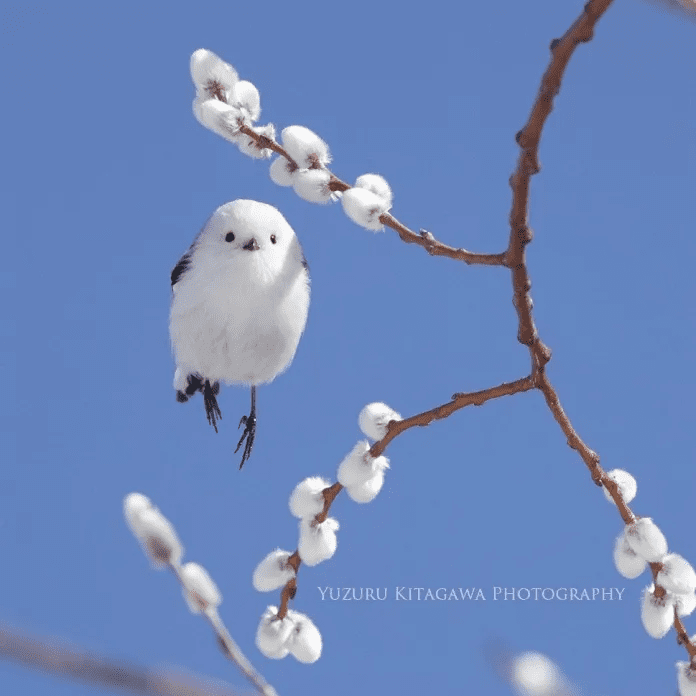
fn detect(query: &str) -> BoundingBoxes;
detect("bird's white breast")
[170,253,309,386]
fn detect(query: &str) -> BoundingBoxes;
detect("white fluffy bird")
[169,200,310,468]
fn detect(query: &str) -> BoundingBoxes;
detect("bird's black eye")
[225,232,235,242]
[270,234,277,244]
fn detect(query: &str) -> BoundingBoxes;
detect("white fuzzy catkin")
[253,549,296,592]
[298,517,339,566]
[180,562,222,614]
[124,496,183,569]
[675,592,696,618]
[658,554,696,596]
[193,98,243,142]
[625,518,668,562]
[230,80,261,122]
[602,469,637,504]
[286,610,323,663]
[190,49,238,99]
[289,477,330,519]
[341,187,389,231]
[677,661,696,696]
[345,469,386,504]
[256,606,295,660]
[134,509,183,567]
[354,174,392,207]
[270,156,297,186]
[641,584,674,639]
[337,441,371,487]
[337,440,389,488]
[293,169,333,204]
[358,402,402,440]
[123,493,153,532]
[613,530,648,579]
[281,126,331,168]
[511,651,560,695]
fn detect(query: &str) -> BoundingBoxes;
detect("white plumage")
[169,199,310,467]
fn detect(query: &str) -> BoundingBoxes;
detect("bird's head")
[197,199,304,285]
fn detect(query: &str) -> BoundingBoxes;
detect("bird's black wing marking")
[172,217,213,288]
[171,250,193,287]
[301,252,310,274]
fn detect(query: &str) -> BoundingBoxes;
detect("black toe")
[235,413,257,469]
[203,379,222,433]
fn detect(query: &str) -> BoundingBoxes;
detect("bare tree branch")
[507,0,615,484]
[275,375,535,617]
[271,1,696,665]
[172,0,696,679]
[236,130,508,265]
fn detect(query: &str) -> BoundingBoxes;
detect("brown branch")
[504,4,694,660]
[504,0,695,652]
[315,482,344,524]
[238,123,297,165]
[382,215,507,265]
[234,124,507,265]
[675,609,696,659]
[535,371,605,484]
[505,1,623,499]
[277,485,343,619]
[277,555,300,621]
[0,622,246,696]
[275,377,533,618]
[508,0,614,370]
[370,376,534,458]
[210,2,696,665]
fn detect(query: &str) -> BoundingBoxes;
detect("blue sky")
[2,1,695,695]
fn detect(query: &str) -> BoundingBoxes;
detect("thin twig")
[370,377,535,458]
[168,563,278,696]
[276,376,534,617]
[235,124,507,264]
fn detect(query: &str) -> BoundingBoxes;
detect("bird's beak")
[243,238,260,251]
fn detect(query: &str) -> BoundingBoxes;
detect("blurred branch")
[0,622,244,696]
[124,497,278,696]
[165,563,278,696]
[644,0,696,20]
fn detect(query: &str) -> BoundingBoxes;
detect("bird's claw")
[235,413,257,469]
[203,380,222,433]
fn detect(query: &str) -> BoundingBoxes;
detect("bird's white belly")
[170,278,305,386]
